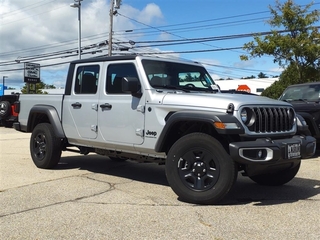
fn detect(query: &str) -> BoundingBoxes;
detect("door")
[98,62,145,144]
[65,64,100,139]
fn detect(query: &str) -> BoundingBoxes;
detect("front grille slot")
[247,107,294,133]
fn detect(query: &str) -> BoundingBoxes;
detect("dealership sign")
[0,84,6,96]
[237,84,251,93]
[24,63,40,83]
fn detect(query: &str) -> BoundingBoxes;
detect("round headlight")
[240,108,248,123]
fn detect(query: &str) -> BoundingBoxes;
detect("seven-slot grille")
[247,107,295,133]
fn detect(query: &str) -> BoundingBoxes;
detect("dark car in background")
[279,82,320,149]
[0,93,20,127]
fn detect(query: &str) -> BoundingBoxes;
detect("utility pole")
[108,0,121,56]
[70,0,83,59]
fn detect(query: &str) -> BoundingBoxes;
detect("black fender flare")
[154,111,244,152]
[296,112,319,136]
[27,105,66,138]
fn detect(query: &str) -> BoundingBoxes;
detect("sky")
[0,0,319,90]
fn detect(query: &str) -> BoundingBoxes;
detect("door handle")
[100,103,112,110]
[71,102,82,108]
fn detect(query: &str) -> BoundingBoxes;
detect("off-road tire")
[165,132,237,204]
[0,101,11,118]
[30,123,62,169]
[249,162,301,186]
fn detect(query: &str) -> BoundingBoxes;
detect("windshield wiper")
[152,84,217,93]
[172,85,218,93]
[166,85,192,92]
[152,85,190,92]
[282,98,310,102]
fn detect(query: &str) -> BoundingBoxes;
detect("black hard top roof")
[69,54,203,67]
[287,81,320,88]
[70,55,138,64]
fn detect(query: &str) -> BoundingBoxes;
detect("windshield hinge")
[137,105,145,113]
[135,128,144,137]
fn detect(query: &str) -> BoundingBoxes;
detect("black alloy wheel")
[30,123,62,169]
[166,133,237,204]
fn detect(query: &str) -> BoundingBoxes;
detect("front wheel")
[30,123,62,169]
[165,133,237,204]
[249,162,301,186]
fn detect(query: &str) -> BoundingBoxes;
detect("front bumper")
[229,135,316,164]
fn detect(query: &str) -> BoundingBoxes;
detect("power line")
[1,0,55,18]
[2,4,317,60]
[1,1,67,26]
[1,2,319,77]
[1,24,319,69]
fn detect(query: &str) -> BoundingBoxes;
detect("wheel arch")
[27,105,65,138]
[296,111,319,136]
[155,111,244,153]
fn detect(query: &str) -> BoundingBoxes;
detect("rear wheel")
[30,123,62,169]
[165,133,237,204]
[249,162,301,186]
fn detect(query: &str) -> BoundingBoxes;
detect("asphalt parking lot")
[0,126,319,240]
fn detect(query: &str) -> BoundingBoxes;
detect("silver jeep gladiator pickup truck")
[13,55,316,204]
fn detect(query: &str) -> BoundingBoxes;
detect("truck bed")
[18,94,64,130]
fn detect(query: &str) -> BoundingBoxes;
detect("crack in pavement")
[0,172,95,192]
[0,175,114,218]
[74,176,182,206]
[196,211,213,228]
[0,174,179,218]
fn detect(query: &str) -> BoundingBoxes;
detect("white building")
[215,78,279,95]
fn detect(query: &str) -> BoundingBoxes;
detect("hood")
[289,100,320,112]
[162,92,292,111]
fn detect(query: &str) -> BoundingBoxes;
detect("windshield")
[142,59,216,91]
[279,83,320,102]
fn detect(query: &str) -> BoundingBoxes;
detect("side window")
[106,63,139,94]
[74,65,100,94]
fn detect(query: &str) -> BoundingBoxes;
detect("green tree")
[261,65,298,99]
[183,73,194,82]
[241,0,320,86]
[21,80,55,94]
[258,72,268,78]
[261,62,319,99]
[242,75,256,79]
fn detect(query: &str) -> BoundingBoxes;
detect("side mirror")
[122,77,142,98]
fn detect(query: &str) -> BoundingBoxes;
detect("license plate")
[287,143,301,159]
